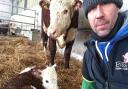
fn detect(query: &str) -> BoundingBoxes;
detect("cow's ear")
[39,0,51,7]
[72,0,82,11]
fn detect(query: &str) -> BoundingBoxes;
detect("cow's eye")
[63,10,68,14]
[45,80,49,83]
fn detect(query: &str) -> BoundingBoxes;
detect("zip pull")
[105,81,109,89]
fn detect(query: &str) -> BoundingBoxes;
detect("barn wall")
[0,0,12,20]
[78,6,90,29]
[11,4,41,40]
[19,6,41,40]
[121,0,128,12]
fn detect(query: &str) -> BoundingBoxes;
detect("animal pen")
[0,1,40,41]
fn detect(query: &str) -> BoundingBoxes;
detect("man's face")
[87,3,119,37]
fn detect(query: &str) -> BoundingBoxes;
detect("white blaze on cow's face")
[47,0,75,38]
[42,64,58,89]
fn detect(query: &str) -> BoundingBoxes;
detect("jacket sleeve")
[81,78,96,89]
[82,51,96,89]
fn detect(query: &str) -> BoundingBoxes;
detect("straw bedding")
[0,36,82,89]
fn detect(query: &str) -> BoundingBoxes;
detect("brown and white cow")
[39,0,82,68]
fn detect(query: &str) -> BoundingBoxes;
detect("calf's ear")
[31,68,42,79]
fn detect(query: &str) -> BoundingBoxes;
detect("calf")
[39,0,82,68]
[2,64,58,89]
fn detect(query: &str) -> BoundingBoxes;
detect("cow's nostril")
[50,27,56,35]
[52,31,58,38]
[50,26,56,34]
[47,26,58,38]
[52,30,56,34]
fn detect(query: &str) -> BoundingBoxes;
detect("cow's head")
[46,0,82,39]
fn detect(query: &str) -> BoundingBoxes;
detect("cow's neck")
[64,10,79,40]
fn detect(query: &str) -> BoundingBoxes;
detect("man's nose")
[95,5,104,19]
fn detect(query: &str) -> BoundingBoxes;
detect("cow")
[39,0,82,68]
[2,64,58,89]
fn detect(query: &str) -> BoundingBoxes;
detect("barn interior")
[0,0,128,89]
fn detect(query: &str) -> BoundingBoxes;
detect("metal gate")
[0,0,38,36]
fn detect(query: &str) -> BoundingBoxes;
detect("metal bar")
[34,10,36,30]
[0,0,38,33]
[0,2,36,12]
[0,18,34,25]
[0,10,35,18]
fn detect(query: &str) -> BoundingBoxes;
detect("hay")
[0,36,82,89]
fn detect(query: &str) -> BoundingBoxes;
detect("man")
[81,0,128,89]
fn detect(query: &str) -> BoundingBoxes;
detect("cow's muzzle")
[47,26,59,39]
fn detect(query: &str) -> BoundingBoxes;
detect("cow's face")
[47,0,82,38]
[41,64,58,89]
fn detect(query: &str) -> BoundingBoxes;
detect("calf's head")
[20,64,58,89]
[46,0,82,38]
[42,64,58,89]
